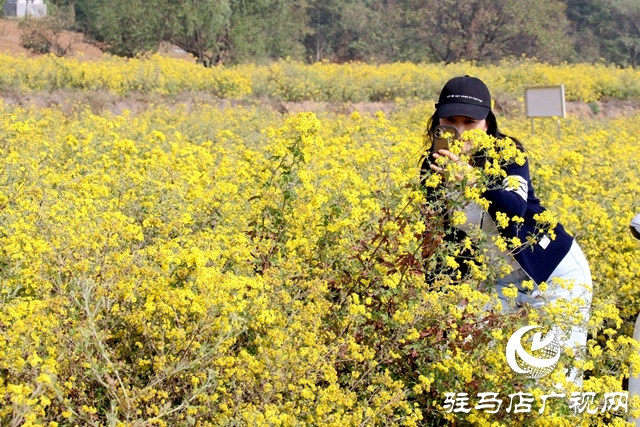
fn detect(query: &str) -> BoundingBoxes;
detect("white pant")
[495,240,593,383]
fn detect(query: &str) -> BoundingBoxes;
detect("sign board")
[525,85,565,118]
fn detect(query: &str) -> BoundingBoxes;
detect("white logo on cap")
[446,94,484,103]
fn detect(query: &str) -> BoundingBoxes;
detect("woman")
[420,76,592,381]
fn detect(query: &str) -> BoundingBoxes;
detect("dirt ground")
[2,18,640,118]
[0,18,103,58]
[0,17,193,60]
[278,99,640,120]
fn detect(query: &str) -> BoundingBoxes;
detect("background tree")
[75,0,170,57]
[602,0,640,66]
[301,0,404,63]
[328,0,406,63]
[63,0,639,67]
[228,0,309,63]
[563,0,606,63]
[405,0,573,64]
[565,0,640,66]
[44,0,77,23]
[167,0,232,66]
[304,0,345,62]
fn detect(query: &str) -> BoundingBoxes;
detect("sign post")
[525,85,566,136]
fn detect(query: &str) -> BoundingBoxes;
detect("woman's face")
[439,116,488,134]
[439,115,488,151]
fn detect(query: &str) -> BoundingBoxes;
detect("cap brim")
[437,103,490,120]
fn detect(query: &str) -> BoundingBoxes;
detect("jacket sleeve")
[482,158,530,218]
[419,154,476,284]
[419,153,437,200]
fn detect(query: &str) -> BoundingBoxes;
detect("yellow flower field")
[0,56,639,426]
[1,53,640,102]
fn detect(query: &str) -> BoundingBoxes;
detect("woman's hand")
[430,149,477,184]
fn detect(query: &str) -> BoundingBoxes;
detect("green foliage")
[75,0,170,57]
[306,0,407,63]
[229,0,309,64]
[565,0,640,66]
[67,0,640,66]
[167,0,232,66]
[303,0,345,62]
[607,0,640,67]
[403,0,573,64]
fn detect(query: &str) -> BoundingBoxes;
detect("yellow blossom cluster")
[0,53,252,97]
[0,63,638,426]
[2,53,640,102]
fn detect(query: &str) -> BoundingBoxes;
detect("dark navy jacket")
[481,156,573,284]
[420,149,573,285]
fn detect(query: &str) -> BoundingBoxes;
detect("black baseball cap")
[435,76,491,120]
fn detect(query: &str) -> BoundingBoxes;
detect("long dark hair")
[423,110,524,168]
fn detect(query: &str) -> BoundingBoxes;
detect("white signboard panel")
[525,85,565,118]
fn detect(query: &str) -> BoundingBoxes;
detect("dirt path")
[278,99,640,119]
